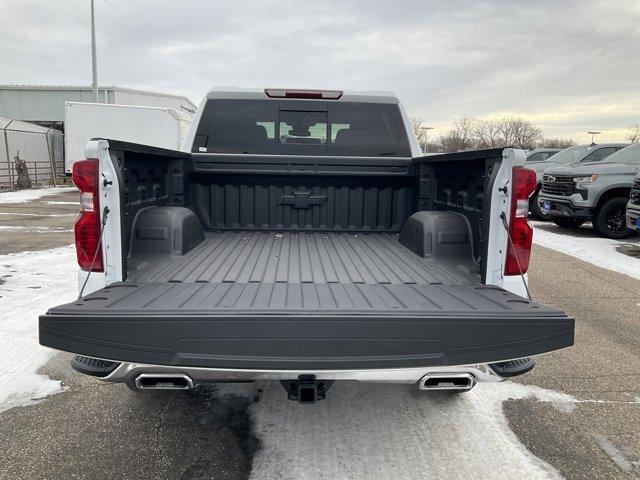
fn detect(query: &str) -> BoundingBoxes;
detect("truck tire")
[593,197,633,239]
[551,218,585,229]
[529,190,547,220]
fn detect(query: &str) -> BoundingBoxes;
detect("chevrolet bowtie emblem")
[279,191,328,209]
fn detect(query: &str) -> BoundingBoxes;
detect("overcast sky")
[1,0,638,143]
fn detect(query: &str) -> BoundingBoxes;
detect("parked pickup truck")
[539,143,640,238]
[39,88,574,403]
[527,143,627,220]
[626,172,640,232]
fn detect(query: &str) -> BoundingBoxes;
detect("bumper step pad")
[71,355,120,378]
[490,357,535,377]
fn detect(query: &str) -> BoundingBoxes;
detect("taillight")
[72,159,103,272]
[504,167,536,276]
[264,88,343,99]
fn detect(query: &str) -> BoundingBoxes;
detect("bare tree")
[410,116,440,152]
[511,118,543,149]
[539,138,576,149]
[474,119,502,148]
[454,118,477,148]
[493,116,543,149]
[410,116,429,152]
[437,118,477,152]
[434,115,570,153]
[410,116,424,140]
[626,124,640,143]
[422,141,442,153]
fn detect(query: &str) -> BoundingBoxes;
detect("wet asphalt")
[0,189,639,480]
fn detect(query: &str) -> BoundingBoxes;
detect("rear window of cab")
[193,99,411,157]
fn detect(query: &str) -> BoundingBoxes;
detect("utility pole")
[91,0,98,102]
[419,126,434,152]
[587,131,601,145]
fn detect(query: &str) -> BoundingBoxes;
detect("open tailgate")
[40,282,574,370]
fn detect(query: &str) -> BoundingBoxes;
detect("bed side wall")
[191,173,413,232]
[188,154,415,232]
[414,155,502,263]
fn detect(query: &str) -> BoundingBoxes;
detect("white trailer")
[64,102,192,173]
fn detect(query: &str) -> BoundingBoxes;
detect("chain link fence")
[1,120,67,190]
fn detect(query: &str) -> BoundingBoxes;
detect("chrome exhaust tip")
[418,372,475,391]
[134,373,193,390]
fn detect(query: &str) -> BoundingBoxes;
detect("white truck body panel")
[65,102,192,173]
[76,139,124,295]
[489,148,528,296]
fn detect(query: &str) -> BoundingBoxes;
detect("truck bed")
[122,230,484,314]
[91,230,490,314]
[130,229,475,284]
[40,230,574,370]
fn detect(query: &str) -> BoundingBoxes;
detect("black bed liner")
[40,232,574,370]
[128,231,475,286]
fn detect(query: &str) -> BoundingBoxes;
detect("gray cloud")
[1,0,639,142]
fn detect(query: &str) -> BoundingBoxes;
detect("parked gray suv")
[528,144,628,219]
[538,143,640,238]
[526,148,561,163]
[626,172,640,233]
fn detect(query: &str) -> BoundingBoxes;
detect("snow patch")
[0,226,73,233]
[0,245,77,412]
[249,381,577,480]
[532,222,640,281]
[0,187,76,204]
[0,212,76,217]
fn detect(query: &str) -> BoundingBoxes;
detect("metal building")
[0,85,197,128]
[0,85,196,189]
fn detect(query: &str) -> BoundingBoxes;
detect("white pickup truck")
[39,88,573,403]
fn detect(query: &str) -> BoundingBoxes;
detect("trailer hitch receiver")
[281,375,333,404]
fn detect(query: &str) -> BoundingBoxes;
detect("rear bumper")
[537,194,593,219]
[103,361,507,385]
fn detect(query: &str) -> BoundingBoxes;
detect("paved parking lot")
[0,189,639,480]
[0,188,78,254]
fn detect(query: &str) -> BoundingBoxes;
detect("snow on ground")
[0,245,77,412]
[533,222,640,281]
[0,212,76,217]
[249,380,576,480]
[0,249,581,480]
[0,187,76,204]
[0,226,73,233]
